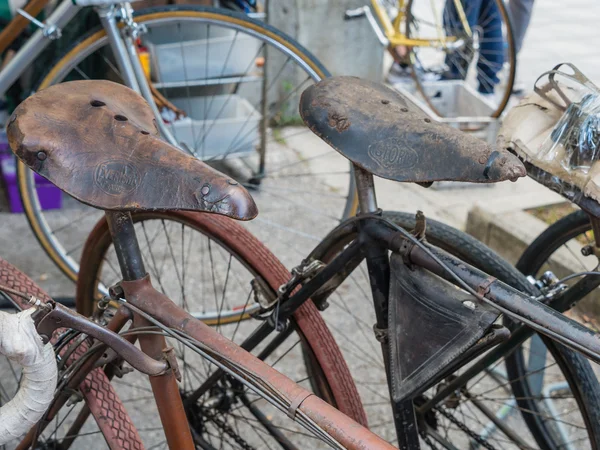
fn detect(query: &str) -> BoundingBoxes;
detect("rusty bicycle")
[0,79,385,450]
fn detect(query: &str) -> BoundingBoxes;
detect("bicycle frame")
[0,0,182,148]
[13,205,394,449]
[368,0,469,48]
[256,164,600,448]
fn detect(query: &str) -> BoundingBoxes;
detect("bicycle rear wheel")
[19,6,355,290]
[75,210,367,447]
[517,209,595,285]
[405,0,515,118]
[308,210,600,448]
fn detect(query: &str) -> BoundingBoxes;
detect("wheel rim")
[19,8,355,288]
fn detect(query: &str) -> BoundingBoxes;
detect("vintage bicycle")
[0,79,387,449]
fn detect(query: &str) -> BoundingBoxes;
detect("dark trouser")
[509,0,535,54]
[443,0,504,94]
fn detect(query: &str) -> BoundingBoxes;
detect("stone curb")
[466,205,600,318]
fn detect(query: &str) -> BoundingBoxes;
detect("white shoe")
[386,63,413,84]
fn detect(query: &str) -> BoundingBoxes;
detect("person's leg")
[444,0,482,80]
[475,0,504,93]
[509,0,535,54]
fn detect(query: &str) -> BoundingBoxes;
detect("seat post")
[105,211,146,281]
[353,164,378,213]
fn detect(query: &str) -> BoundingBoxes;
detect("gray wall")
[265,1,384,121]
[268,0,384,81]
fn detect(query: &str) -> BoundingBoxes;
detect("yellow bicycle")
[347,0,515,118]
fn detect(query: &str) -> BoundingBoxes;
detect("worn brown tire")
[0,257,144,449]
[76,210,368,427]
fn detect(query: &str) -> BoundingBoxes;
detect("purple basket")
[0,151,62,213]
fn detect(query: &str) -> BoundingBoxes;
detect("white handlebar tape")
[0,308,58,444]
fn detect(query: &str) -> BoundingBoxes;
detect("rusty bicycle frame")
[11,205,398,450]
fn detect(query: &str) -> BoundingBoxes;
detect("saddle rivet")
[227,179,238,186]
[401,107,408,112]
[36,151,47,161]
[424,118,431,123]
[201,185,210,195]
[478,155,488,164]
[462,300,476,310]
[381,99,390,105]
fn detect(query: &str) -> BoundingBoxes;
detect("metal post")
[353,164,378,213]
[105,211,146,281]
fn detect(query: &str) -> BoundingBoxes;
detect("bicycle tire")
[405,0,516,118]
[75,210,367,428]
[517,209,591,276]
[0,257,144,449]
[18,5,357,286]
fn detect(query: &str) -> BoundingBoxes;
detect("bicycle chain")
[202,408,256,450]
[431,406,497,450]
[423,433,441,450]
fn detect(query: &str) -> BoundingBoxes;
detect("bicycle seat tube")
[105,211,146,281]
[354,165,378,213]
[104,210,196,449]
[354,164,421,449]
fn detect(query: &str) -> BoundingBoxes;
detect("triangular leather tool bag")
[388,252,499,402]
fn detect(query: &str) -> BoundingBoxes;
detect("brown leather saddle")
[8,80,257,220]
[300,76,525,183]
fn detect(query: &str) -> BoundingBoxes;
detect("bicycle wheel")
[0,257,147,449]
[517,209,595,288]
[405,0,515,118]
[308,210,600,447]
[75,210,367,448]
[19,5,355,288]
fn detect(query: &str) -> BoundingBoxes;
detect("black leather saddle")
[8,80,257,220]
[300,77,525,183]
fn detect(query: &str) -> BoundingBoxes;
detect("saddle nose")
[482,150,525,182]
